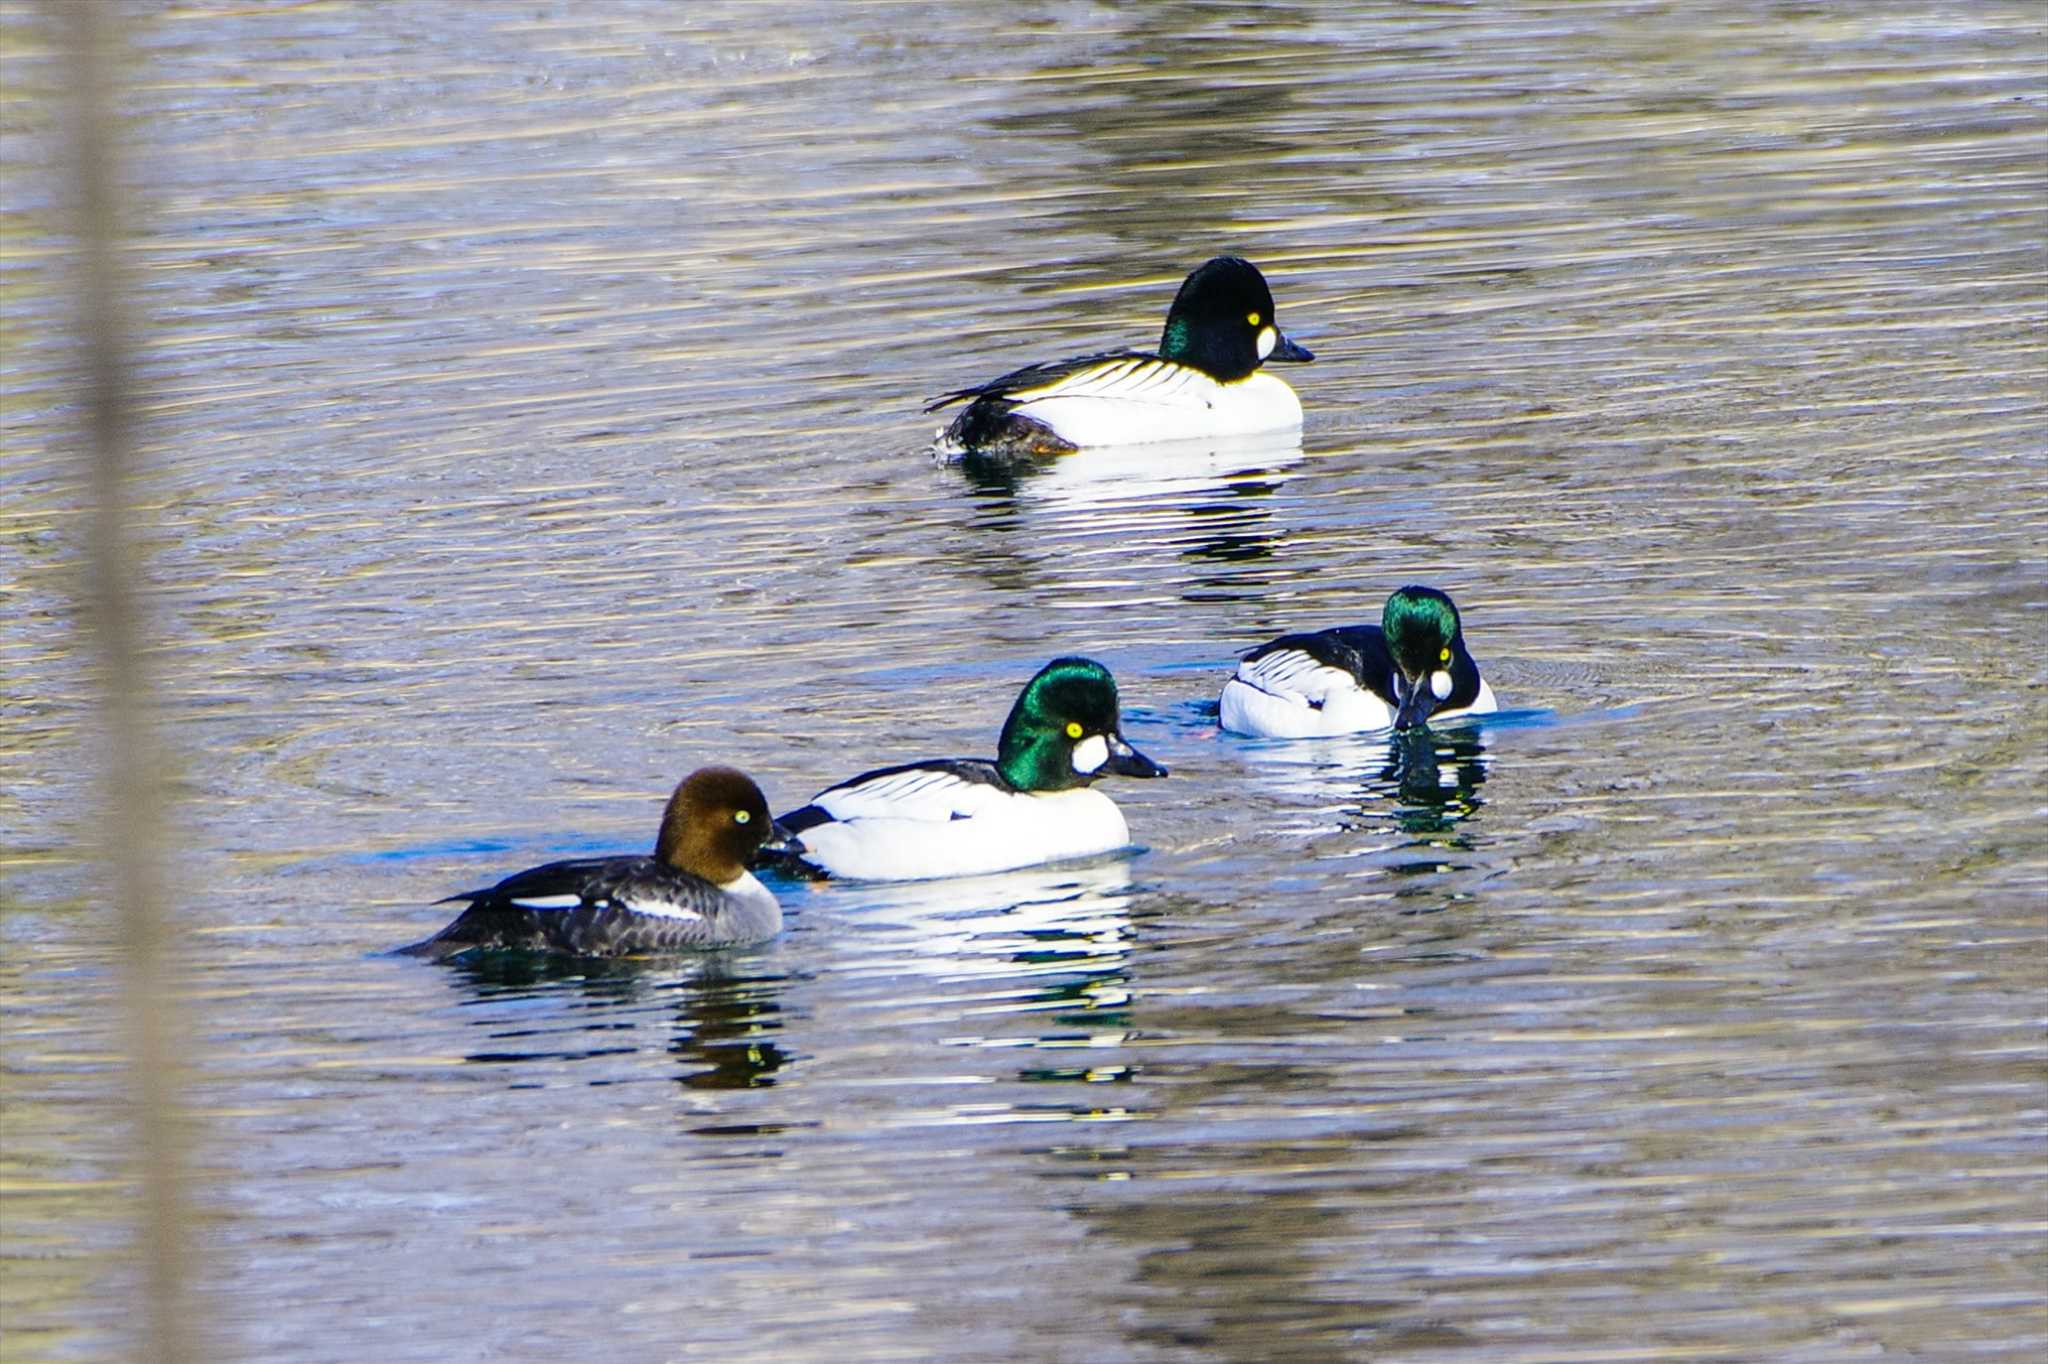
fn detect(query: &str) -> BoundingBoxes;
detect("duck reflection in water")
[666,964,792,1091]
[822,858,1138,983]
[951,432,1303,612]
[441,953,793,1090]
[1229,721,1492,870]
[951,429,1307,505]
[822,860,1145,1095]
[1379,725,1489,839]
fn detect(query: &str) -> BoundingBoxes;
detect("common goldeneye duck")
[772,656,1167,881]
[928,255,1314,458]
[398,766,792,959]
[1219,585,1499,738]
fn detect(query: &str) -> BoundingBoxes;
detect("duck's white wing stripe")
[1023,359,1212,405]
[1235,649,1365,705]
[816,768,1010,823]
[1075,359,1140,397]
[833,769,959,802]
[1119,361,1188,399]
[1022,361,1134,400]
[509,894,583,910]
[617,896,706,923]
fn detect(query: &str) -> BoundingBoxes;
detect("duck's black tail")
[390,894,494,959]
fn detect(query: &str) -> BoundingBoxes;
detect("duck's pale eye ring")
[1247,310,1261,327]
[1439,647,1451,664]
[1065,721,1084,740]
[734,810,752,825]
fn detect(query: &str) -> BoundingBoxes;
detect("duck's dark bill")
[1270,333,1314,362]
[1106,736,1168,779]
[1393,685,1439,732]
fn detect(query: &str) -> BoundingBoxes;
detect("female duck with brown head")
[399,766,791,958]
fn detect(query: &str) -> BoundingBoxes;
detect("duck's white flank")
[1004,363,1303,447]
[797,769,1133,881]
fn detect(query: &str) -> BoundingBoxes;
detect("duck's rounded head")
[655,766,786,884]
[1382,586,1467,731]
[1159,256,1314,382]
[998,656,1168,792]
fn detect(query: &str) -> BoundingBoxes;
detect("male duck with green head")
[1220,585,1498,737]
[775,657,1167,880]
[928,256,1314,458]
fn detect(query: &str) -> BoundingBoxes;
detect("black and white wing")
[1234,627,1392,708]
[927,350,1159,412]
[401,856,740,957]
[780,759,1013,831]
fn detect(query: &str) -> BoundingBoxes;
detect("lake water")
[4,3,2045,1361]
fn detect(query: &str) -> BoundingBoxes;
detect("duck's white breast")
[1016,367,1303,448]
[799,787,1132,882]
[716,870,780,914]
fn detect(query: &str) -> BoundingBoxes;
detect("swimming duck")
[929,256,1314,457]
[398,766,790,958]
[1219,586,1498,738]
[774,657,1167,881]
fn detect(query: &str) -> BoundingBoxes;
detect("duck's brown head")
[654,766,784,885]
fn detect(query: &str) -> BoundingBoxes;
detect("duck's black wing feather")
[434,855,628,907]
[1242,626,1389,681]
[925,349,1159,412]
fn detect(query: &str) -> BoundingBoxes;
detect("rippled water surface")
[5,3,2045,1361]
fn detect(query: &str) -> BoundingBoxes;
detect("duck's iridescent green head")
[997,657,1168,792]
[1157,256,1314,382]
[1381,586,1465,730]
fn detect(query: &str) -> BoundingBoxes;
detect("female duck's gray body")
[1221,586,1498,738]
[930,256,1314,458]
[772,657,1167,881]
[399,767,789,959]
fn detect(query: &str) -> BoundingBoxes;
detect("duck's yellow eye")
[1065,721,1084,740]
[1247,311,1261,327]
[1439,648,1452,664]
[734,810,752,825]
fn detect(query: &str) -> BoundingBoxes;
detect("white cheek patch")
[1256,326,1277,360]
[1430,670,1454,700]
[1071,734,1109,774]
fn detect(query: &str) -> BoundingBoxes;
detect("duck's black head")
[655,766,787,884]
[1381,586,1466,731]
[1158,256,1314,382]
